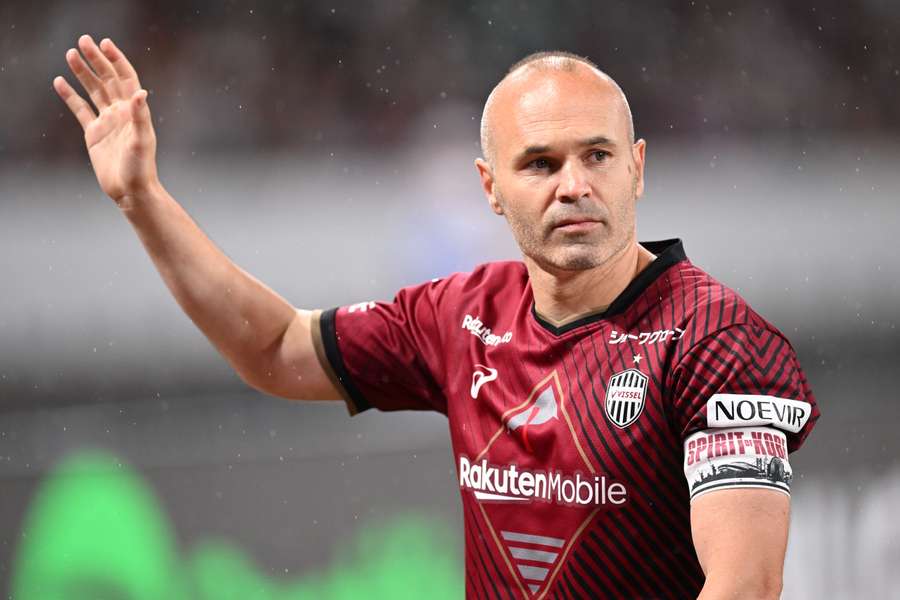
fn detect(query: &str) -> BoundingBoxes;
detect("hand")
[53,35,159,208]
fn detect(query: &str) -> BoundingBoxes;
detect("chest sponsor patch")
[458,370,627,598]
[706,393,811,433]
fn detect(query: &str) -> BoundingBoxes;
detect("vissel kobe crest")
[604,368,648,428]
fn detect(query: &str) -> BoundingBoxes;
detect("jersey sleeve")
[311,279,449,416]
[668,322,820,500]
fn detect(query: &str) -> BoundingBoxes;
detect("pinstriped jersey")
[312,238,820,599]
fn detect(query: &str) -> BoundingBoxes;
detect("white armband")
[683,426,792,501]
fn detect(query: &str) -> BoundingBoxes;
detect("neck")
[527,240,656,326]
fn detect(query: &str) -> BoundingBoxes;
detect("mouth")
[551,218,603,233]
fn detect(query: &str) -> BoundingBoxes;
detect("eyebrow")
[582,135,614,146]
[514,136,616,163]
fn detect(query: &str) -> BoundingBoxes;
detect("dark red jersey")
[311,238,819,599]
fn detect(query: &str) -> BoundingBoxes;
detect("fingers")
[78,34,125,100]
[53,75,96,130]
[77,35,123,99]
[56,35,150,136]
[98,38,142,98]
[129,89,152,135]
[65,46,111,110]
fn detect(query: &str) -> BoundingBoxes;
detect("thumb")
[129,89,152,134]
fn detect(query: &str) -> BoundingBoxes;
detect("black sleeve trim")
[318,307,373,415]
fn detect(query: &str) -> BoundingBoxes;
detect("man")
[54,36,818,599]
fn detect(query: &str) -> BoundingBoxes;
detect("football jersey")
[311,238,819,599]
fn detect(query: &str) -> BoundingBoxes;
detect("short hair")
[480,51,635,165]
[506,50,600,75]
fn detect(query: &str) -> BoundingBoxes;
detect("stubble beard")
[498,174,638,273]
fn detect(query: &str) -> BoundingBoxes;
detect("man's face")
[477,68,646,273]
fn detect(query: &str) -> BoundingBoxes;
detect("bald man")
[56,38,818,599]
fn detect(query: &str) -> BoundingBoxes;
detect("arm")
[692,489,789,600]
[53,35,339,401]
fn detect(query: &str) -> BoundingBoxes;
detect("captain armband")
[683,426,792,501]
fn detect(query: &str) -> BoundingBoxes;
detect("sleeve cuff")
[310,308,372,416]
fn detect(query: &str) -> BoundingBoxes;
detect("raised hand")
[53,35,159,209]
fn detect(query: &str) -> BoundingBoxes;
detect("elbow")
[230,353,284,398]
[236,366,275,397]
[700,572,783,600]
[227,348,289,398]
[744,576,782,600]
[240,371,298,400]
[237,363,290,399]
[236,362,325,402]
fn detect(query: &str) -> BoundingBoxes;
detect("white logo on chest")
[506,385,559,430]
[470,364,498,399]
[608,328,685,345]
[462,314,513,347]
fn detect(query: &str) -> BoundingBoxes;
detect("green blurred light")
[11,450,463,599]
[11,450,185,600]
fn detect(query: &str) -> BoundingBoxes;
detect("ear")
[475,158,504,215]
[632,139,647,199]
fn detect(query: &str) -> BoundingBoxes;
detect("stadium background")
[1,0,898,597]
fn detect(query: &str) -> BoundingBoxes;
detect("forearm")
[121,182,297,384]
[692,488,789,600]
[53,35,325,396]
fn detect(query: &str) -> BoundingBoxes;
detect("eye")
[528,157,551,170]
[590,150,609,162]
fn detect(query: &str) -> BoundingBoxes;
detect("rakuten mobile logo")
[470,364,498,399]
[458,456,627,506]
[462,314,513,347]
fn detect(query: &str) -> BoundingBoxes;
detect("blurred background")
[1,0,899,598]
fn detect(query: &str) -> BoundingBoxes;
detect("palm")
[54,35,157,205]
[85,100,148,201]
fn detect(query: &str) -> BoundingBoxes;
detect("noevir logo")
[462,314,513,347]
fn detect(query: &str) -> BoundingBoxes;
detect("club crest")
[605,369,648,428]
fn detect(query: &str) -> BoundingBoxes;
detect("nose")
[555,160,591,203]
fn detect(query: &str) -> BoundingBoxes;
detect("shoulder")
[668,260,795,362]
[371,261,528,344]
[381,261,528,325]
[422,260,529,303]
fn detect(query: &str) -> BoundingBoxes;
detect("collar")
[530,238,687,336]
